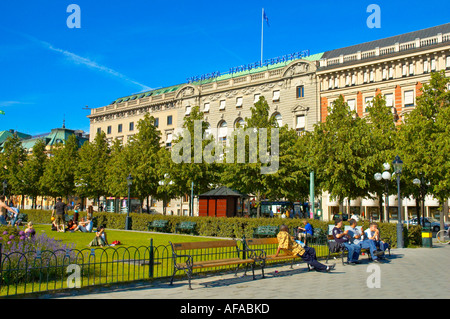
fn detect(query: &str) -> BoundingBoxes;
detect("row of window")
[327,56,450,90]
[186,86,305,115]
[335,90,416,113]
[99,115,174,135]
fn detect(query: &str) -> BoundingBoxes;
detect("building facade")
[316,23,450,222]
[88,23,450,221]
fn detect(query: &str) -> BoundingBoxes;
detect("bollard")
[421,225,433,248]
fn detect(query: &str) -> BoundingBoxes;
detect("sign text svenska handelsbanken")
[186,50,310,84]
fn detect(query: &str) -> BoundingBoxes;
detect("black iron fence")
[0,236,331,297]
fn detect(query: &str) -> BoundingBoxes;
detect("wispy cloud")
[37,39,153,92]
[3,28,154,92]
[0,101,34,107]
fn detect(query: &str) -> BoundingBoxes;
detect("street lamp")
[2,180,7,196]
[374,163,392,223]
[125,174,133,230]
[392,155,404,248]
[413,174,429,228]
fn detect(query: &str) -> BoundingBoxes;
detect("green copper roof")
[110,52,324,103]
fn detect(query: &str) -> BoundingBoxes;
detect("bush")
[19,209,413,247]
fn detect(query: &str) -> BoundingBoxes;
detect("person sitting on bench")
[332,218,361,265]
[364,222,389,256]
[347,219,383,263]
[297,220,313,242]
[275,225,335,272]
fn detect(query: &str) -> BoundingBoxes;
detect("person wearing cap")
[275,225,335,272]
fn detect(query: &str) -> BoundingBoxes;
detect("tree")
[126,113,162,212]
[264,126,310,203]
[40,134,79,200]
[364,94,398,221]
[310,95,372,213]
[75,131,110,208]
[170,106,219,216]
[19,139,47,208]
[397,71,450,229]
[0,134,27,197]
[220,96,279,217]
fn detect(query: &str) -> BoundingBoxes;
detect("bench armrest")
[172,254,194,268]
[245,248,266,261]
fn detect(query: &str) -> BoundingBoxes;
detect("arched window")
[272,113,282,127]
[234,118,245,129]
[218,121,227,142]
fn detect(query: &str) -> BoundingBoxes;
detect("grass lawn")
[31,224,223,249]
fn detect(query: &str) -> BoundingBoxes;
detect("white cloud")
[35,38,153,92]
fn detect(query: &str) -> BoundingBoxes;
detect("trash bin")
[422,225,433,248]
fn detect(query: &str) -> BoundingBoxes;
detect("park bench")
[326,225,391,265]
[168,240,260,290]
[147,219,169,232]
[175,221,197,235]
[252,225,279,238]
[244,237,310,277]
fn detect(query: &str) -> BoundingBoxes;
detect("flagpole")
[261,8,264,64]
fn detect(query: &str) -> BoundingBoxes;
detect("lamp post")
[2,180,7,196]
[374,163,392,223]
[392,156,404,248]
[125,174,133,230]
[413,174,429,228]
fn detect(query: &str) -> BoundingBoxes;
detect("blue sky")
[0,0,449,136]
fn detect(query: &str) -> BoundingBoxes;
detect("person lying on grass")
[275,225,335,272]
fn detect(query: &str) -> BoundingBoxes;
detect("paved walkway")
[52,243,450,300]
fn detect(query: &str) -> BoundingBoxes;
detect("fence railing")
[0,236,330,297]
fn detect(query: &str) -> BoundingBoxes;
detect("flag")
[263,9,269,27]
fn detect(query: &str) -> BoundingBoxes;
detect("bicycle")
[436,229,450,244]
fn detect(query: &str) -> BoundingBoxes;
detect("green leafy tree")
[221,96,279,217]
[40,134,79,200]
[170,106,219,216]
[310,95,372,212]
[397,71,450,228]
[126,113,162,211]
[75,131,110,207]
[0,135,27,197]
[19,139,47,208]
[364,94,398,220]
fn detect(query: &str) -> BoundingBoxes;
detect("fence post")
[242,235,247,260]
[149,238,154,278]
[0,243,2,291]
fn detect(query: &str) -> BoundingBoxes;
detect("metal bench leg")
[186,268,193,290]
[251,263,256,280]
[170,267,177,286]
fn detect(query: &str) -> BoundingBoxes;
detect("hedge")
[21,209,422,248]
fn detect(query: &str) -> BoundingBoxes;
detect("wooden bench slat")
[246,238,279,246]
[176,258,254,269]
[172,240,238,251]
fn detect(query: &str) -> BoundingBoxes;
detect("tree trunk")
[441,199,448,232]
[415,197,421,225]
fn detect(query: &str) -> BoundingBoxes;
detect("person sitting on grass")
[275,225,335,272]
[88,225,108,247]
[74,217,93,233]
[24,222,36,238]
[67,219,77,232]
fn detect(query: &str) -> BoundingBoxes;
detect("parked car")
[404,217,449,232]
